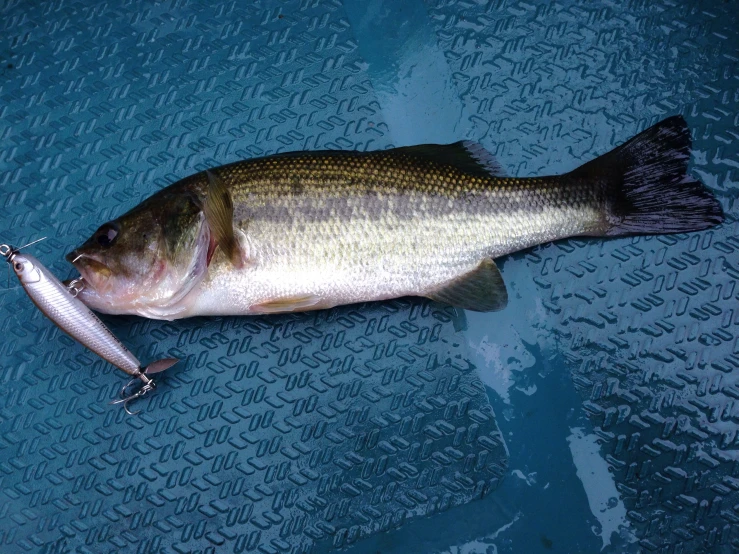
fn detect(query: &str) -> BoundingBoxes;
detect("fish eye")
[95,223,119,248]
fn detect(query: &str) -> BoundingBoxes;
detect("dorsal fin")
[230,142,505,179]
[393,141,505,178]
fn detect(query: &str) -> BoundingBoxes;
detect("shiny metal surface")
[9,252,142,376]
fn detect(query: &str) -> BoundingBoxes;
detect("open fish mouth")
[64,252,111,293]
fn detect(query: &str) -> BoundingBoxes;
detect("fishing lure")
[1,241,177,414]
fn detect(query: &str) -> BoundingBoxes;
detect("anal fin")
[426,259,508,312]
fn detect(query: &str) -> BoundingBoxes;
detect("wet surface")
[0,0,737,552]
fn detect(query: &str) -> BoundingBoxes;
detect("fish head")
[66,190,210,317]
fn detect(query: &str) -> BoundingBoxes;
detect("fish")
[2,244,178,410]
[66,116,723,320]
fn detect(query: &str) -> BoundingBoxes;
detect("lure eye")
[95,223,119,248]
[14,262,23,272]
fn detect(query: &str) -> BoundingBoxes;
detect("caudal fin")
[570,116,723,235]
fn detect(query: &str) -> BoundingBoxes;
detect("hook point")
[110,378,156,415]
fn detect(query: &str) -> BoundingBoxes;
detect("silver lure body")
[11,252,143,376]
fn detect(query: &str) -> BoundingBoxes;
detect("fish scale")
[67,117,723,319]
[186,151,604,316]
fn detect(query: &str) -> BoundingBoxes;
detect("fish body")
[67,116,723,319]
[6,250,177,379]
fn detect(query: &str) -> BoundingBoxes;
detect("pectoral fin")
[204,169,243,268]
[426,259,508,312]
[252,295,323,314]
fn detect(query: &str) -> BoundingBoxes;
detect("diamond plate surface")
[0,2,510,553]
[0,299,507,553]
[0,0,392,255]
[421,0,739,552]
[1,0,739,552]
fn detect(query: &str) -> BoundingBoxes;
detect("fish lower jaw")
[65,270,202,319]
[131,303,189,321]
[128,286,202,320]
[65,273,127,314]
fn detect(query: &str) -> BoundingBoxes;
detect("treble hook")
[67,277,85,297]
[110,375,157,415]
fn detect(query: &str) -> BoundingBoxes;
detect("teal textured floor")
[1,1,738,553]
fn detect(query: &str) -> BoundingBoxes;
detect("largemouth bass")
[66,116,723,320]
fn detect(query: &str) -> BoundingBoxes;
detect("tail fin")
[144,358,178,374]
[569,116,723,235]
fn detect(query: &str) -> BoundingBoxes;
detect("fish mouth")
[65,250,111,292]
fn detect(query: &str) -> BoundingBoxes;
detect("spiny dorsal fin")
[394,141,505,178]
[204,169,243,268]
[426,258,508,312]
